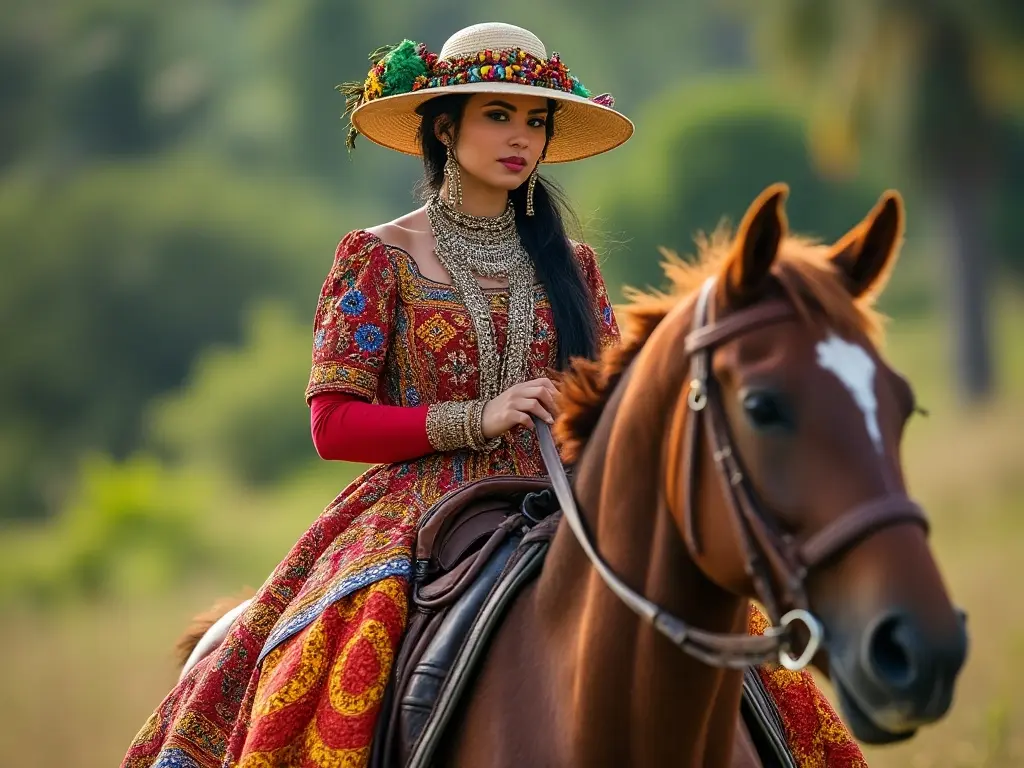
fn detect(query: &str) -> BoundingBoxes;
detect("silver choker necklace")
[426,194,536,400]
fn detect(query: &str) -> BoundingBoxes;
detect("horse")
[177,184,967,766]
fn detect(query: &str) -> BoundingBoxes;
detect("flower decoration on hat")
[338,40,432,149]
[336,39,609,151]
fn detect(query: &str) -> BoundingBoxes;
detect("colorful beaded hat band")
[338,22,634,164]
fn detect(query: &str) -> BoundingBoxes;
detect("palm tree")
[750,0,1024,403]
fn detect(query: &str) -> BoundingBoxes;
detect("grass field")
[1,290,1022,768]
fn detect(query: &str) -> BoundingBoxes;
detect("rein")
[536,277,930,670]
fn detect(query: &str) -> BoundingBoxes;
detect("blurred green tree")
[749,0,1024,402]
[580,78,885,301]
[147,303,317,487]
[0,156,354,519]
[0,453,214,605]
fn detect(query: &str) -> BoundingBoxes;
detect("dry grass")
[0,589,211,767]
[854,294,1024,768]
[853,400,1024,768]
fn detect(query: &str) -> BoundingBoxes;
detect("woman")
[122,22,627,768]
[123,22,864,768]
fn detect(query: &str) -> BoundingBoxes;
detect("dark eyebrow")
[482,99,548,115]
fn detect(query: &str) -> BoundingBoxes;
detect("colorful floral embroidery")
[306,232,397,402]
[354,323,385,353]
[415,313,457,352]
[339,289,367,315]
[333,322,351,355]
[574,242,620,350]
[439,349,477,387]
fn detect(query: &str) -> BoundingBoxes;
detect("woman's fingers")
[519,385,558,415]
[498,378,560,432]
[514,397,553,425]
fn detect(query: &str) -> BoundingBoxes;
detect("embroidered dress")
[122,230,615,767]
[122,230,865,767]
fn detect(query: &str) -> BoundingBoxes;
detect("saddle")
[369,475,799,768]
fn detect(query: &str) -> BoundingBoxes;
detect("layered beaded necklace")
[425,193,536,401]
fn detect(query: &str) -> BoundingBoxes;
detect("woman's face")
[444,92,550,193]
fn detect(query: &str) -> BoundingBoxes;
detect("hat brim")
[350,82,634,163]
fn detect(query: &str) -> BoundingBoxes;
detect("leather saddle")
[369,475,798,768]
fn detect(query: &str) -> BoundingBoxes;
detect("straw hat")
[339,22,634,163]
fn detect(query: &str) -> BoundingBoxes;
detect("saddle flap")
[416,511,526,608]
[437,503,509,571]
[416,475,551,565]
[415,548,476,604]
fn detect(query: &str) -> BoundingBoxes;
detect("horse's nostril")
[866,614,917,690]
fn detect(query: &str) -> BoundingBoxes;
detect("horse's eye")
[742,391,793,431]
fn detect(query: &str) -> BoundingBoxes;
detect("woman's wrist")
[467,399,501,450]
[426,400,500,452]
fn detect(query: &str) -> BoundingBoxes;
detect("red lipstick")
[499,156,527,172]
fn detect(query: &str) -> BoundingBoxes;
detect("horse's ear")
[830,191,905,298]
[726,183,788,303]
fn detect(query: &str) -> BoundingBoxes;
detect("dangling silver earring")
[444,144,463,207]
[526,164,539,217]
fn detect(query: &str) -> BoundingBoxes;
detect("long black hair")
[415,94,599,369]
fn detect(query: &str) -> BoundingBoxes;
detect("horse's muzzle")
[831,605,968,743]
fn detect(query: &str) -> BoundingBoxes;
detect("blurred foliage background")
[1,2,1022,766]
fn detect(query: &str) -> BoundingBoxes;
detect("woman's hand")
[481,377,559,438]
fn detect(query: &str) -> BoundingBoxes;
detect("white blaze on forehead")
[815,332,883,455]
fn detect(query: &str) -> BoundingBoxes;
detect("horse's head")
[675,184,966,741]
[558,183,966,744]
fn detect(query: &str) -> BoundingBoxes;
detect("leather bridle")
[536,277,930,670]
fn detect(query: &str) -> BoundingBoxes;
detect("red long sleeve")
[310,393,434,464]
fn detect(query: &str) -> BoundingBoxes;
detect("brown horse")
[178,184,967,766]
[436,184,967,766]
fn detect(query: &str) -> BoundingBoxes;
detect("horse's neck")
[536,377,750,766]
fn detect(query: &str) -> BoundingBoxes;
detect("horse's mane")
[556,225,886,463]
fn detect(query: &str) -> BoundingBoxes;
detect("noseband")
[536,277,930,670]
